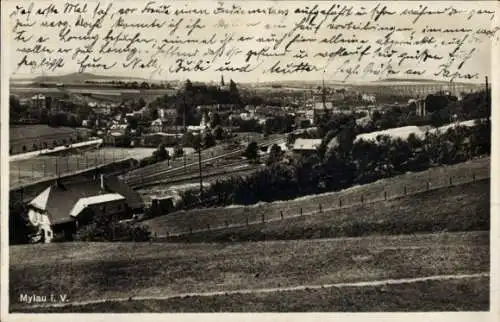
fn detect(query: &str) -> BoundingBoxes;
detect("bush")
[175,120,490,212]
[203,132,216,148]
[267,144,283,165]
[213,126,225,140]
[76,220,151,242]
[9,202,40,245]
[153,144,170,162]
[243,141,259,163]
[139,156,156,167]
[174,146,184,157]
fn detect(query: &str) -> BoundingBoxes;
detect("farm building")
[23,175,144,243]
[292,138,322,156]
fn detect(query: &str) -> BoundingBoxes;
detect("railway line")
[124,136,286,188]
[136,159,259,189]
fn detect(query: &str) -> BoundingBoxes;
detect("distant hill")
[30,72,152,84]
[8,72,168,85]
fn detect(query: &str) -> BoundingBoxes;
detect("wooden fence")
[146,165,490,239]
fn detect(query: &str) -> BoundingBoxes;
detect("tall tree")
[229,79,241,105]
[244,141,259,163]
[153,143,170,161]
[267,144,283,165]
[209,112,221,128]
[203,132,216,148]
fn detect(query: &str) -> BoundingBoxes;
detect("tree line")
[174,118,490,210]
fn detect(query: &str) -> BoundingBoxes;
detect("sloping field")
[24,276,489,312]
[10,125,91,155]
[142,157,489,237]
[166,180,489,242]
[10,125,84,142]
[10,231,489,312]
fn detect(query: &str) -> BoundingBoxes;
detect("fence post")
[300,208,303,216]
[426,182,430,190]
[384,191,387,200]
[449,177,453,186]
[246,217,249,226]
[189,226,193,234]
[339,199,342,208]
[361,195,364,205]
[403,185,407,195]
[319,204,322,213]
[262,214,265,223]
[207,224,210,231]
[280,210,284,219]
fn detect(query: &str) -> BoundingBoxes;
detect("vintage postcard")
[1,0,498,321]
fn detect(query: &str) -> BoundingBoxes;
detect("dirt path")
[24,272,489,309]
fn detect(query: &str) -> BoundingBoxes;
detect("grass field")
[21,277,489,312]
[10,124,87,142]
[9,147,155,187]
[10,125,91,154]
[142,157,490,237]
[165,180,489,242]
[10,231,488,312]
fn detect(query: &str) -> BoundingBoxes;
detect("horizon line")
[9,73,488,86]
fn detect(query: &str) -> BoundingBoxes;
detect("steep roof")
[42,181,103,225]
[28,176,144,225]
[29,187,51,211]
[70,193,125,217]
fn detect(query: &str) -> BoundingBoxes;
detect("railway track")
[136,160,259,189]
[125,136,286,187]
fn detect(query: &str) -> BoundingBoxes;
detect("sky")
[4,0,499,84]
